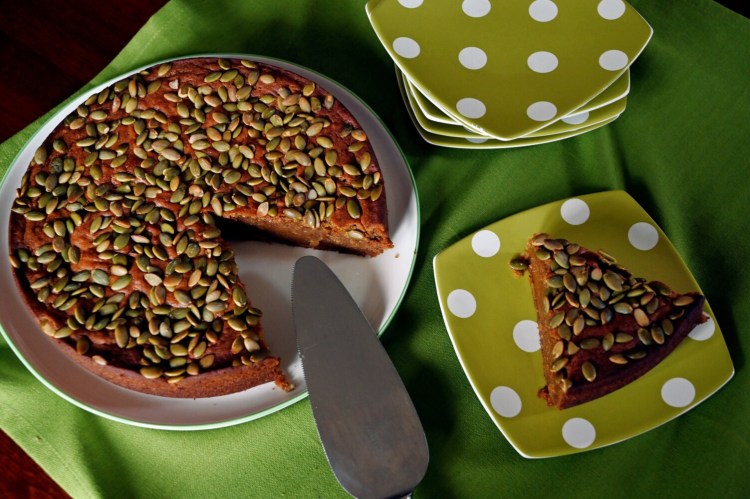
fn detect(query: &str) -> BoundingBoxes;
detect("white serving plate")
[0,54,420,430]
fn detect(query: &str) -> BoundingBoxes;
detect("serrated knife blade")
[292,255,428,498]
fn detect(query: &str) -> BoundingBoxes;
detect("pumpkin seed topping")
[10,57,387,383]
[511,234,703,384]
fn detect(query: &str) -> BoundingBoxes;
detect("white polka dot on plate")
[471,230,500,257]
[447,289,477,318]
[689,316,715,341]
[393,37,421,59]
[527,101,557,121]
[456,98,487,119]
[628,222,659,250]
[459,47,488,70]
[466,137,488,144]
[527,51,558,73]
[560,198,591,225]
[562,112,590,125]
[490,386,522,418]
[513,320,540,353]
[462,0,491,17]
[562,418,597,449]
[599,49,629,71]
[398,0,424,8]
[661,378,696,407]
[598,0,626,20]
[529,0,558,22]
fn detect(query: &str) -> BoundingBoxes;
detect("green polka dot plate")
[397,70,620,149]
[433,191,734,457]
[367,0,652,140]
[400,70,627,139]
[402,68,629,137]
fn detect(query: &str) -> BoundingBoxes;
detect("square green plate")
[401,71,627,139]
[433,191,734,457]
[367,0,651,139]
[397,71,619,149]
[404,68,630,131]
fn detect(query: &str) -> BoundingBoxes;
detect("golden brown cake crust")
[8,57,393,398]
[513,233,705,410]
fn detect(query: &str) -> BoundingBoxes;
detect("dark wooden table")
[1,0,747,496]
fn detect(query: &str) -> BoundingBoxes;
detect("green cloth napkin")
[1,0,749,496]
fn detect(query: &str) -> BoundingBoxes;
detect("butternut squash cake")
[8,57,392,397]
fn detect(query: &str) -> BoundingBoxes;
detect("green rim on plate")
[0,53,420,430]
[434,191,733,457]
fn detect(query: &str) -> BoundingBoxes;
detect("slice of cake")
[8,57,392,398]
[511,233,705,409]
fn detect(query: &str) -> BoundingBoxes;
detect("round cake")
[8,57,392,398]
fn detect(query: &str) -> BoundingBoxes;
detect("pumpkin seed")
[92,269,109,286]
[140,366,164,379]
[553,251,569,269]
[613,302,633,314]
[662,319,674,336]
[224,170,242,184]
[53,326,73,339]
[76,337,90,355]
[608,354,628,365]
[552,340,565,359]
[558,324,572,341]
[92,356,108,366]
[547,275,564,289]
[111,275,132,291]
[569,254,586,266]
[243,338,260,352]
[603,271,623,291]
[232,287,247,307]
[115,326,129,348]
[351,129,368,142]
[550,357,568,373]
[627,350,647,360]
[581,361,596,382]
[90,110,108,121]
[542,239,563,251]
[572,315,585,336]
[638,328,652,345]
[347,230,364,240]
[590,267,603,281]
[549,312,565,328]
[653,282,672,295]
[199,355,215,369]
[580,338,600,350]
[563,273,577,293]
[633,308,650,327]
[651,326,665,345]
[673,295,694,307]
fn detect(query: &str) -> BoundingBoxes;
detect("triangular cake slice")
[511,233,706,409]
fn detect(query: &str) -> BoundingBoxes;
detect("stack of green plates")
[367,0,652,149]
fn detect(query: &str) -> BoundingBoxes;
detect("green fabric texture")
[1,0,749,496]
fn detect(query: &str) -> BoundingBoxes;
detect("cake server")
[292,255,428,498]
